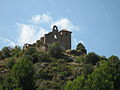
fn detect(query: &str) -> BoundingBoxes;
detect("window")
[54,35,57,39]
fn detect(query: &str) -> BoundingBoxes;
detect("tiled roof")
[59,29,72,33]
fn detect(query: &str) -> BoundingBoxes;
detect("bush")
[12,46,22,57]
[1,47,12,58]
[65,75,85,90]
[12,58,35,90]
[65,56,73,62]
[2,75,20,90]
[108,55,119,62]
[76,56,86,63]
[85,52,100,65]
[48,42,62,59]
[76,42,87,55]
[34,68,53,80]
[6,57,15,69]
[36,52,51,62]
[24,47,51,63]
[63,54,73,62]
[81,64,93,77]
[65,60,120,90]
[24,47,36,56]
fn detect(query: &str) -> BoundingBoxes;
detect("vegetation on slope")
[0,42,120,90]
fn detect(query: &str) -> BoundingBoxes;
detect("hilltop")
[0,42,120,90]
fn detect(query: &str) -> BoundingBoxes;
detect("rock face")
[24,25,72,51]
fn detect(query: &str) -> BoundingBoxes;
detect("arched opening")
[54,35,57,39]
[53,25,58,31]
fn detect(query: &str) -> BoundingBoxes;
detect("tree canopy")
[12,58,35,90]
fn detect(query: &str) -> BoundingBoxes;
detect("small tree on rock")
[76,43,87,55]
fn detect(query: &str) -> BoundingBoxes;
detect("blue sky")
[0,0,120,58]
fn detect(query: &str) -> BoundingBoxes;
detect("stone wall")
[24,25,72,51]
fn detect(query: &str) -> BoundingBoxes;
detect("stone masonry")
[24,25,72,51]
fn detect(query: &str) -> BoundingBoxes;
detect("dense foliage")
[0,43,119,90]
[65,57,120,90]
[48,42,63,59]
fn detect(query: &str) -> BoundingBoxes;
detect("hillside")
[0,42,120,90]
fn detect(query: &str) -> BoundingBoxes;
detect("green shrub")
[1,47,12,58]
[34,68,53,80]
[81,64,93,77]
[48,42,62,59]
[76,42,87,55]
[85,52,100,65]
[76,56,86,63]
[12,46,22,57]
[6,57,15,69]
[24,47,51,63]
[12,58,35,90]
